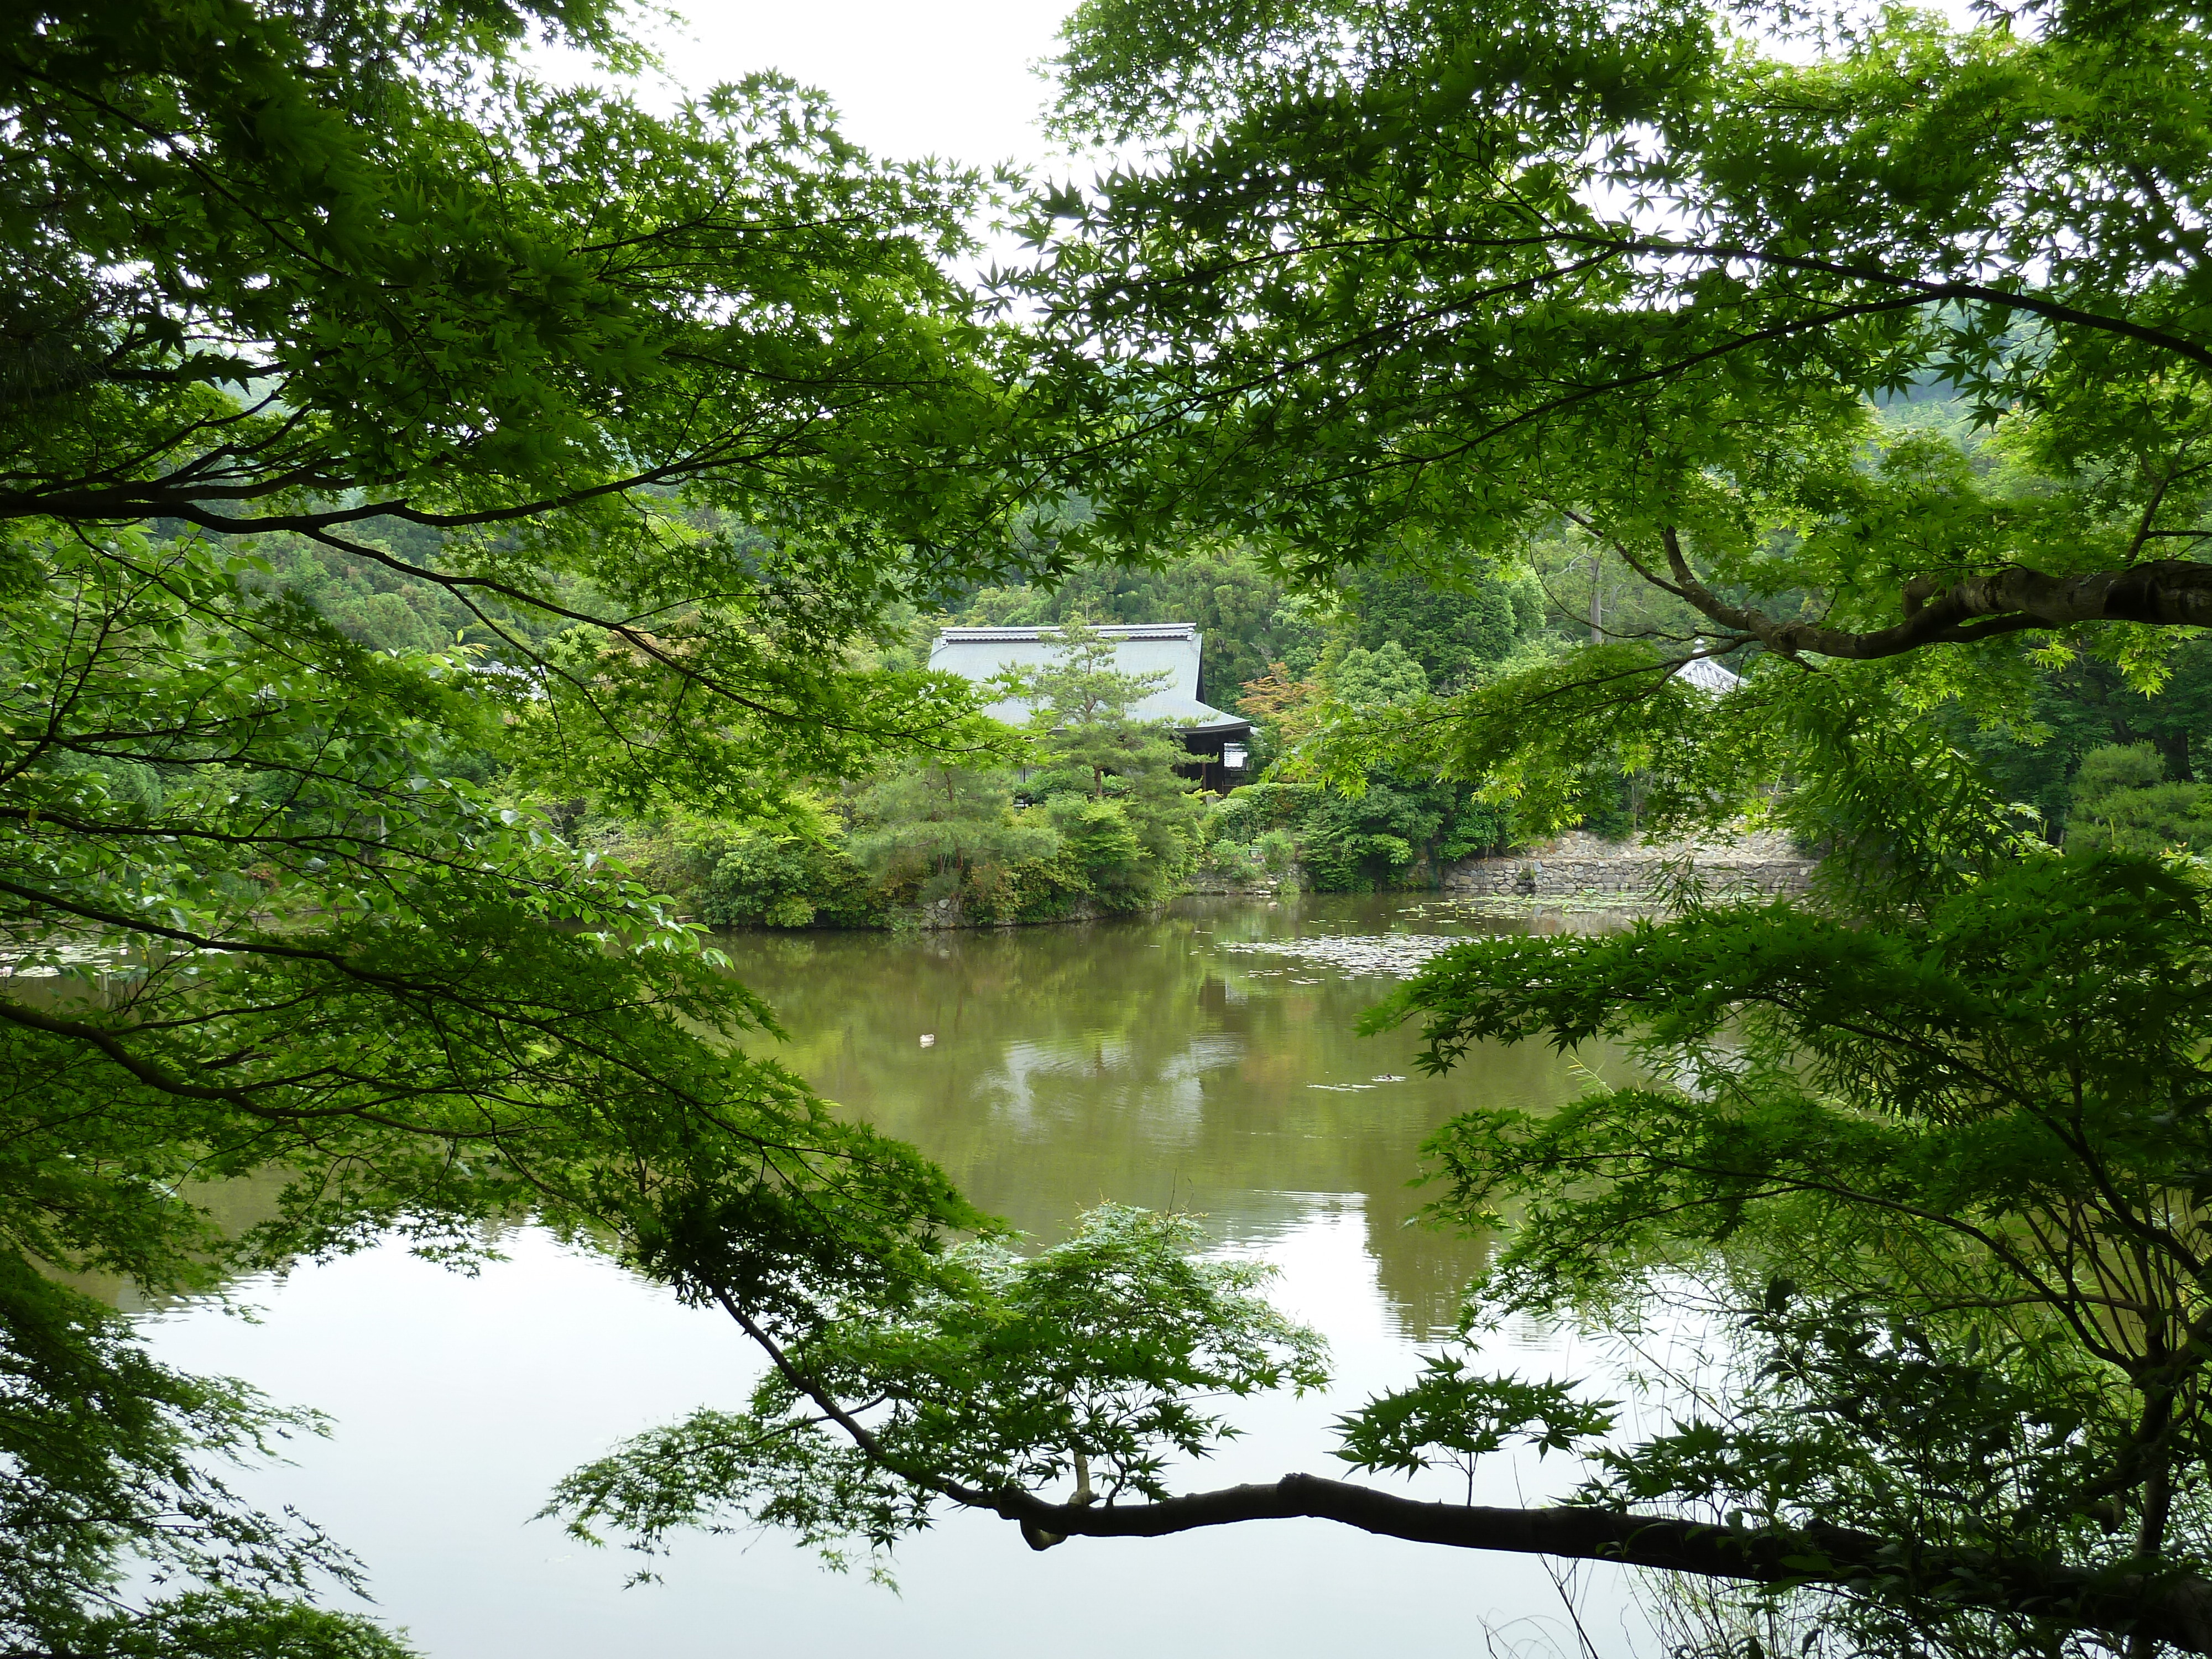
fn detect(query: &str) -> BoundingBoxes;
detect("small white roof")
[1676,656,1742,695]
[929,623,1250,733]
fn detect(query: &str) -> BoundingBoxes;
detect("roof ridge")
[935,622,1198,638]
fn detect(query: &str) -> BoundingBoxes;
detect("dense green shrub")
[1437,799,1514,860]
[691,830,884,929]
[1205,781,1322,845]
[677,717,1204,930]
[1197,840,1271,879]
[848,765,1058,899]
[1202,777,1517,893]
[1944,640,2212,838]
[1573,766,1635,842]
[973,846,1090,922]
[1202,606,1533,889]
[1041,794,1145,895]
[2065,744,2212,854]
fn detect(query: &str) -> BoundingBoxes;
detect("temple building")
[927,622,1254,791]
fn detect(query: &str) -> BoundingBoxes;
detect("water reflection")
[719,894,1609,1339]
[129,893,1656,1659]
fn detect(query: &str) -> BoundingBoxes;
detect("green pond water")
[732,895,1609,1336]
[140,894,1663,1658]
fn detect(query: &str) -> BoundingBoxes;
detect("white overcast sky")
[603,1,1084,173]
[573,2,2000,175]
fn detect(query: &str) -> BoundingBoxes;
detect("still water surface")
[142,895,1665,1657]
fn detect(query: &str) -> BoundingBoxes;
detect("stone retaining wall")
[1181,868,1296,898]
[1441,829,1818,900]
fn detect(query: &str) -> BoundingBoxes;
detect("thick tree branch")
[1655,532,2212,659]
[979,1475,2212,1654]
[714,1280,2212,1653]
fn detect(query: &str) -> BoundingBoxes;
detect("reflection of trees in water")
[55,1166,441,1314]
[1363,1193,1493,1343]
[75,901,1585,1347]
[714,899,1603,1342]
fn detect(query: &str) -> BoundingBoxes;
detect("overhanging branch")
[707,1289,2212,1653]
[979,1474,2212,1653]
[1654,531,2212,659]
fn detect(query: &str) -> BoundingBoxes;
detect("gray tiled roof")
[928,623,1251,733]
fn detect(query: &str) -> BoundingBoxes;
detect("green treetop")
[992,617,1203,893]
[994,612,1172,741]
[850,765,1058,905]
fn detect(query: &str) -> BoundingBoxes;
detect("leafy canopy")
[1368,849,2212,1653]
[1015,0,2212,838]
[550,1206,1329,1577]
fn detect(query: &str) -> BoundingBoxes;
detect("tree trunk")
[2155,731,2194,783]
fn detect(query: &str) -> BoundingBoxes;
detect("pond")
[140,894,1669,1658]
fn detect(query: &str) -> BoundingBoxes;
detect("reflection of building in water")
[978,1031,1246,1142]
[1195,973,1250,1010]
